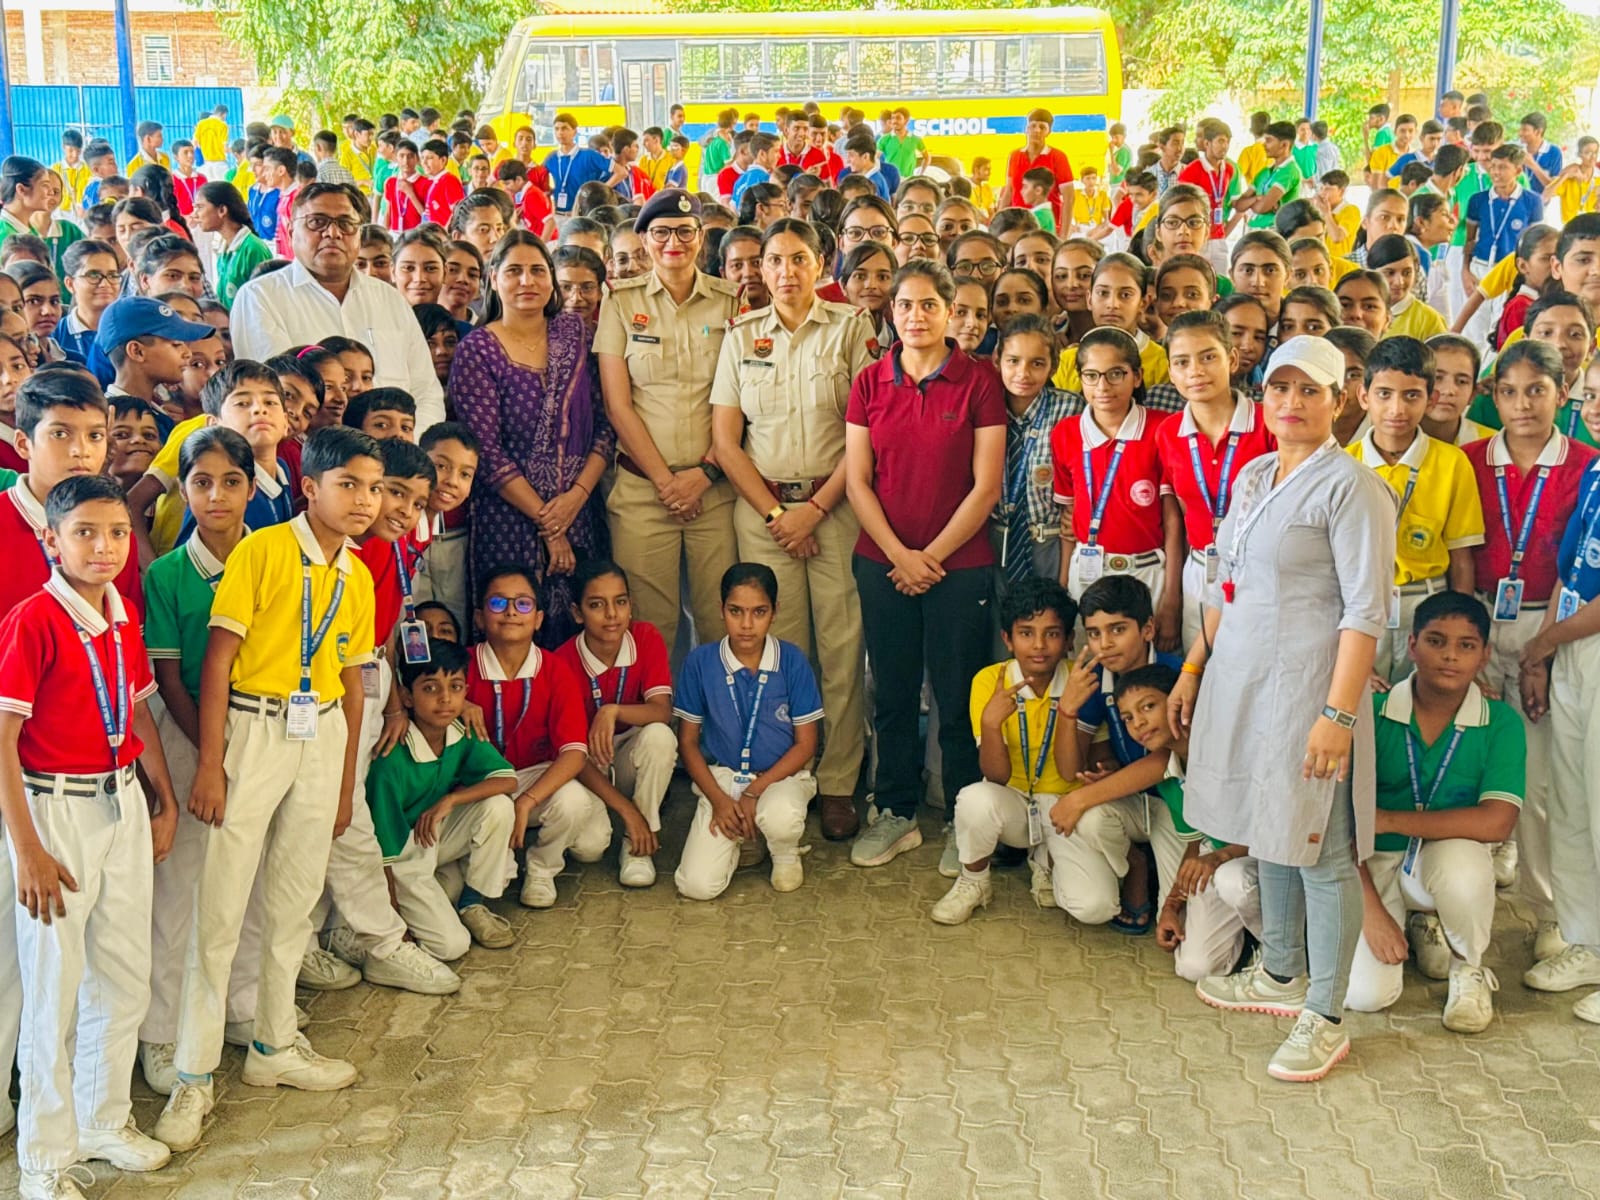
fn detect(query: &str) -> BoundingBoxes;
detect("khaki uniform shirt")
[710,299,876,481]
[595,271,741,469]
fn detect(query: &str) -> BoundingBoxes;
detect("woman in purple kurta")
[451,231,615,646]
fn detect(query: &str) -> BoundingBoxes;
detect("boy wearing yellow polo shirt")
[1368,114,1416,188]
[155,426,383,1153]
[1348,337,1485,682]
[932,579,1078,924]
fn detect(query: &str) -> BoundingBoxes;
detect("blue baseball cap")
[95,297,216,354]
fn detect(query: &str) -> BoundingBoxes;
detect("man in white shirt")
[231,182,445,430]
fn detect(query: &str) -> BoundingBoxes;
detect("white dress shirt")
[230,258,446,431]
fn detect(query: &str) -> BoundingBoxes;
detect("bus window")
[813,41,849,96]
[771,42,808,93]
[595,44,618,104]
[680,44,719,100]
[1060,34,1106,93]
[856,39,896,94]
[728,43,762,90]
[898,40,937,94]
[522,43,596,105]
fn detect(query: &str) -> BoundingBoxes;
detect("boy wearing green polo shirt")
[1239,121,1303,231]
[1344,592,1523,1033]
[366,641,518,960]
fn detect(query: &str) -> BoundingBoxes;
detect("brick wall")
[5,10,258,88]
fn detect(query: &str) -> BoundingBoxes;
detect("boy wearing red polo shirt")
[1051,326,1177,643]
[0,474,179,1190]
[1005,108,1074,229]
[0,371,143,620]
[467,565,606,909]
[554,559,676,888]
[1466,340,1598,966]
[1177,118,1241,278]
[1155,312,1275,649]
[418,139,466,228]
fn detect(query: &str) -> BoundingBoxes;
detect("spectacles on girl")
[485,595,538,614]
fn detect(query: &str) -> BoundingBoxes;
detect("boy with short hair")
[1073,167,1110,230]
[1177,118,1240,275]
[343,386,418,442]
[932,578,1079,924]
[170,140,201,216]
[1464,145,1544,293]
[1346,336,1484,680]
[1344,592,1523,1033]
[1238,121,1302,230]
[1316,169,1360,258]
[0,473,179,1194]
[155,426,385,1152]
[108,396,161,492]
[1369,113,1415,188]
[1518,112,1563,196]
[125,119,169,174]
[53,130,91,217]
[413,421,480,628]
[1020,167,1059,235]
[365,641,519,958]
[98,295,215,416]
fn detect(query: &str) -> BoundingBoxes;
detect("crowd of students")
[0,83,1598,1196]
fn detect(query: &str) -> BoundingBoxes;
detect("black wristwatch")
[699,460,725,485]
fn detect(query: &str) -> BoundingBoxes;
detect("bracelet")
[1180,661,1204,677]
[806,497,829,518]
[573,480,591,496]
[764,504,786,525]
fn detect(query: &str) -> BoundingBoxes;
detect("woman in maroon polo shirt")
[844,259,1006,869]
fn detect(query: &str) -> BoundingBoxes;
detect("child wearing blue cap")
[97,297,217,443]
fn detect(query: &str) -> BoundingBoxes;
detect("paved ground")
[6,787,1600,1200]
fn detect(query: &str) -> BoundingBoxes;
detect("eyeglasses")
[298,214,362,235]
[898,233,940,249]
[1159,216,1208,232]
[1080,367,1132,386]
[74,270,118,287]
[647,225,699,244]
[955,258,1003,278]
[843,224,894,242]
[485,595,538,615]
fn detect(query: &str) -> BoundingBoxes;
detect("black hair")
[397,639,471,690]
[1273,199,1322,240]
[1494,338,1566,392]
[0,156,48,205]
[996,311,1059,360]
[1364,335,1435,389]
[1112,663,1180,706]
[477,563,541,612]
[1324,324,1377,367]
[44,473,128,529]
[413,600,460,639]
[995,266,1048,311]
[201,359,283,417]
[759,217,823,260]
[1282,285,1341,329]
[1556,213,1600,262]
[109,394,157,424]
[720,561,778,605]
[573,557,631,599]
[318,335,374,363]
[1426,333,1482,384]
[16,367,107,436]
[412,302,460,344]
[891,258,956,305]
[1411,590,1490,642]
[484,230,560,322]
[264,353,325,408]
[178,424,255,482]
[135,233,201,279]
[62,238,120,278]
[1365,233,1416,272]
[1078,574,1154,626]
[1525,288,1596,337]
[344,386,416,431]
[1165,308,1233,351]
[302,424,382,479]
[378,436,436,483]
[999,576,1076,634]
[419,420,483,456]
[737,182,786,226]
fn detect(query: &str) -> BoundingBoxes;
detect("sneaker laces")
[168,1083,209,1116]
[1283,1010,1321,1049]
[35,1165,95,1197]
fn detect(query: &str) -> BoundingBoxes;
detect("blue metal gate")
[9,85,243,165]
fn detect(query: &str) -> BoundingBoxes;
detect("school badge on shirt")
[753,338,773,359]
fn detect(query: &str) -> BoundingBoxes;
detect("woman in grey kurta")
[1168,336,1396,1084]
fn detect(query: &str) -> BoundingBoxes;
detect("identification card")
[1204,545,1219,585]
[1078,545,1104,585]
[1400,835,1423,877]
[729,771,755,802]
[1211,206,1224,227]
[556,192,569,210]
[361,661,381,698]
[286,691,320,741]
[1557,586,1583,621]
[1026,797,1046,847]
[399,620,431,664]
[1492,577,1525,623]
[1387,585,1402,630]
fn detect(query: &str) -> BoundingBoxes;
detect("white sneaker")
[520,873,557,909]
[153,1078,214,1152]
[1030,857,1058,909]
[241,1034,357,1091]
[323,924,368,967]
[76,1116,171,1171]
[1406,912,1451,980]
[1443,963,1498,1034]
[770,860,804,893]
[1534,920,1569,963]
[363,941,461,995]
[1573,990,1600,1025]
[1491,840,1518,888]
[1267,1010,1350,1083]
[19,1167,94,1200]
[1524,943,1600,993]
[618,839,657,887]
[931,874,993,925]
[460,903,516,949]
[139,1040,178,1095]
[298,946,360,991]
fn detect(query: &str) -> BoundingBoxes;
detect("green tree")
[191,0,519,128]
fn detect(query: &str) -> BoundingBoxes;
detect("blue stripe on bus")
[675,114,1106,140]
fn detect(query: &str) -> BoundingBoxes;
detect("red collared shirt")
[1176,158,1239,240]
[553,621,673,727]
[421,171,465,228]
[1050,404,1169,554]
[845,343,1007,571]
[1007,145,1074,223]
[465,642,588,770]
[1466,431,1598,597]
[1155,396,1276,551]
[0,480,143,621]
[355,525,429,646]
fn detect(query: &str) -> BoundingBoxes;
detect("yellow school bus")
[477,6,1123,178]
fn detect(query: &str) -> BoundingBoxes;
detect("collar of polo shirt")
[1486,430,1568,469]
[717,635,779,675]
[1359,426,1429,470]
[403,719,465,763]
[1176,390,1256,439]
[1005,657,1068,702]
[1080,403,1149,448]
[577,628,638,677]
[474,641,542,682]
[1378,675,1490,728]
[44,566,129,636]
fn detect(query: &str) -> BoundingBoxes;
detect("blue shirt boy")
[1075,648,1184,766]
[673,636,823,774]
[1465,187,1544,264]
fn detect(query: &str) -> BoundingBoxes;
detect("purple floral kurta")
[450,312,615,646]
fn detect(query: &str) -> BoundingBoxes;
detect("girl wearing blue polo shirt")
[673,563,823,901]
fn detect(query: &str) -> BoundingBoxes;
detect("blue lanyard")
[1005,419,1043,510]
[1186,430,1241,532]
[491,679,533,752]
[1404,724,1464,811]
[1081,440,1127,546]
[392,541,417,622]
[1564,469,1600,590]
[1496,464,1549,579]
[1013,688,1059,797]
[725,670,770,775]
[589,665,628,710]
[76,620,128,769]
[1485,193,1518,256]
[299,554,345,694]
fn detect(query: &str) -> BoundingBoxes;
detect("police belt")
[762,475,831,504]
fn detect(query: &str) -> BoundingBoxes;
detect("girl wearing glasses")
[893,214,940,268]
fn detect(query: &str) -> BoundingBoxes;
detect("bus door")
[619,45,675,131]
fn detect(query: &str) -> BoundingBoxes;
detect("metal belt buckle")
[775,481,807,503]
[1107,554,1131,572]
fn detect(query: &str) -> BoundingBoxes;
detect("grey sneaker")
[1267,1010,1350,1082]
[1491,839,1518,889]
[1406,912,1451,980]
[938,824,960,878]
[139,1039,178,1095]
[1196,961,1307,1016]
[850,811,923,867]
[460,903,515,949]
[931,874,992,925]
[1534,920,1569,963]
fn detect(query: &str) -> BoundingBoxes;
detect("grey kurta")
[1185,439,1397,867]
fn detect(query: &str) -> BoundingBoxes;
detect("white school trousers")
[391,796,516,961]
[1548,634,1600,949]
[1173,856,1262,983]
[1065,546,1165,606]
[951,780,1084,905]
[516,762,611,882]
[610,722,678,832]
[143,699,267,1044]
[1374,577,1447,683]
[313,657,410,962]
[1053,792,1187,926]
[0,833,20,1125]
[11,767,151,1172]
[1181,550,1209,652]
[675,766,815,901]
[174,702,347,1076]
[1346,839,1497,1012]
[1481,600,1556,923]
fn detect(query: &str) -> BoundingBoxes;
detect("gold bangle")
[1180,661,1204,677]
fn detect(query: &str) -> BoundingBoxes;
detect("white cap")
[1263,335,1346,389]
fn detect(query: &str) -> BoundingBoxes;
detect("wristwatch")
[1321,704,1358,729]
[699,459,726,485]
